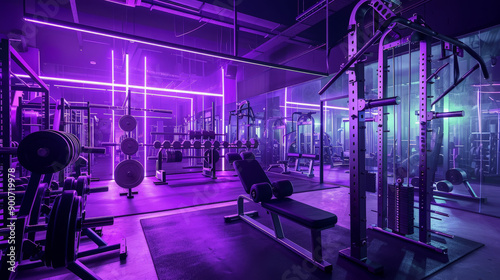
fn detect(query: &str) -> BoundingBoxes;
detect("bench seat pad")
[261,198,337,229]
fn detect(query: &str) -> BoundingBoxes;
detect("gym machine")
[0,130,126,279]
[152,138,259,183]
[317,0,489,273]
[228,100,256,143]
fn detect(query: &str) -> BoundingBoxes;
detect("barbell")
[156,139,259,150]
[162,150,220,164]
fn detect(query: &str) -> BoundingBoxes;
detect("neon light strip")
[111,50,115,180]
[286,101,348,111]
[284,87,288,122]
[144,56,147,176]
[280,105,321,111]
[24,16,327,77]
[15,74,222,97]
[221,67,225,171]
[102,113,172,119]
[125,54,129,105]
[54,84,193,101]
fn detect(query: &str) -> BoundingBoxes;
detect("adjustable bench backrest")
[233,159,271,194]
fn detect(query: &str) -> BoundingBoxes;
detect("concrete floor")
[16,177,500,280]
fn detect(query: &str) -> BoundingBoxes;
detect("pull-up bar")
[318,16,489,96]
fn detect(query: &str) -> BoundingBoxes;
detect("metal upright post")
[43,88,50,129]
[377,33,389,229]
[418,38,432,244]
[1,39,12,227]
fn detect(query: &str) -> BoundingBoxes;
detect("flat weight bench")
[224,153,337,272]
[288,153,319,178]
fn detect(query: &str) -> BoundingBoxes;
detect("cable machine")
[318,0,489,273]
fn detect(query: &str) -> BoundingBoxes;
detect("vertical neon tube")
[221,67,225,171]
[111,50,115,180]
[284,87,288,122]
[144,56,147,176]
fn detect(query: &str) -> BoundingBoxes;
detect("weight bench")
[224,153,337,272]
[266,160,290,174]
[288,153,319,177]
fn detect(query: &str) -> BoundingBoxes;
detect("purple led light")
[221,67,225,171]
[111,50,116,180]
[15,74,222,97]
[144,56,147,177]
[286,101,348,111]
[23,17,327,77]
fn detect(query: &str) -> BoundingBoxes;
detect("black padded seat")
[233,159,271,193]
[262,198,337,229]
[288,153,301,158]
[302,154,319,160]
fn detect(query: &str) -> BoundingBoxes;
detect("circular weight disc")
[204,141,212,149]
[446,168,467,185]
[182,141,191,149]
[119,115,137,131]
[63,178,75,191]
[67,195,82,264]
[172,141,181,149]
[162,140,171,149]
[45,195,61,267]
[17,130,72,173]
[213,141,220,149]
[76,176,88,197]
[51,191,76,268]
[436,180,453,192]
[193,140,202,149]
[114,159,144,189]
[204,149,220,164]
[153,140,161,149]
[120,138,139,155]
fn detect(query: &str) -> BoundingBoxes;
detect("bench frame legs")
[224,195,333,272]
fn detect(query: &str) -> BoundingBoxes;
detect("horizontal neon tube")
[24,15,328,77]
[286,101,348,111]
[53,84,194,100]
[16,74,222,97]
[102,113,172,119]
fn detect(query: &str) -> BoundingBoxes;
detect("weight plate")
[204,141,212,149]
[114,159,144,189]
[446,168,467,185]
[120,138,139,155]
[193,140,202,149]
[51,191,76,268]
[204,149,220,164]
[162,140,171,149]
[63,178,75,191]
[45,195,61,267]
[67,195,82,264]
[182,141,191,149]
[119,115,137,132]
[17,130,72,173]
[153,141,161,149]
[75,176,88,197]
[213,141,220,149]
[172,141,181,149]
